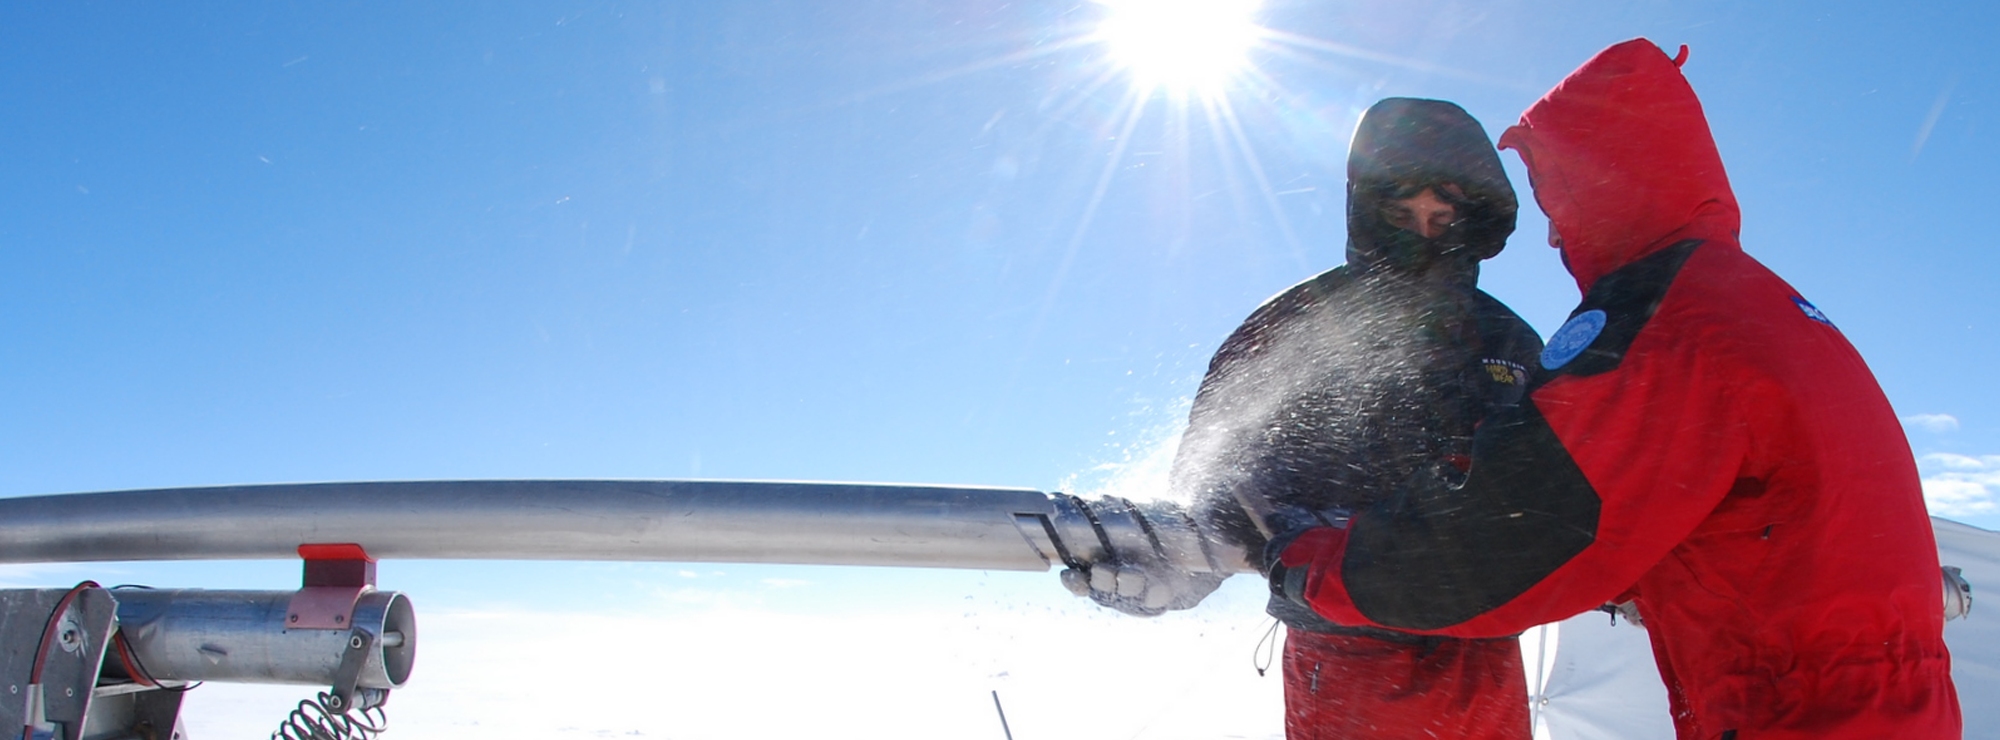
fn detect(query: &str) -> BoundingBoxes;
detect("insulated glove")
[1054,494,1229,617]
[1060,557,1224,617]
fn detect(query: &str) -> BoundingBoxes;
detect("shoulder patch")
[1541,309,1607,370]
[1791,296,1836,328]
[1484,359,1528,386]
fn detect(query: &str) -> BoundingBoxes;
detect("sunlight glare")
[1096,0,1263,96]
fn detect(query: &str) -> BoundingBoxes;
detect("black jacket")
[1167,98,1541,635]
[1173,264,1541,634]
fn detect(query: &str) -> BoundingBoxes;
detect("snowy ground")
[182,574,1291,740]
[172,518,1998,739]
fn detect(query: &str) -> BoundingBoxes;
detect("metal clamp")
[325,628,378,713]
[286,544,377,631]
[1944,565,1974,621]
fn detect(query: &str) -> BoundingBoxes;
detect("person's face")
[1380,185,1460,239]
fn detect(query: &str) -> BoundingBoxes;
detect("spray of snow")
[1164,270,1478,557]
[1058,400,1192,503]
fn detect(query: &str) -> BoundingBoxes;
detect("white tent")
[1533,517,2000,739]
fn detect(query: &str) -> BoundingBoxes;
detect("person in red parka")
[1267,39,1962,739]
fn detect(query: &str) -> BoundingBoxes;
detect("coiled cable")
[271,691,389,740]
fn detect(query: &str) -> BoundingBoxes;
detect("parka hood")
[1497,39,1741,293]
[1346,98,1517,278]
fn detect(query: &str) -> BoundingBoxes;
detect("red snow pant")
[1282,629,1531,740]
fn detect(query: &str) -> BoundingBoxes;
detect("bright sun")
[1095,0,1263,96]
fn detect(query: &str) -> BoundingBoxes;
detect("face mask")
[1351,182,1475,271]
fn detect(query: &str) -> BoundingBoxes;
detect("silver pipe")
[112,589,415,689]
[0,480,1256,574]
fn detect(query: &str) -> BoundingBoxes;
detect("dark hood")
[1346,98,1517,276]
[1497,39,1741,293]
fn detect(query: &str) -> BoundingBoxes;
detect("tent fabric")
[1535,517,1999,740]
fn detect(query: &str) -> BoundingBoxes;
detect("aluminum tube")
[0,480,1072,571]
[112,589,415,688]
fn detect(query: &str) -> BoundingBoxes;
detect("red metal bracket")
[286,543,375,630]
[298,543,376,588]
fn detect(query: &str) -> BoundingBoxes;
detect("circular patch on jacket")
[1541,309,1607,370]
[1791,296,1836,327]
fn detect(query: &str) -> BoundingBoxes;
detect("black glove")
[1260,510,1351,610]
[1262,530,1310,608]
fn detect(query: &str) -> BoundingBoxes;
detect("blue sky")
[3,2,1998,736]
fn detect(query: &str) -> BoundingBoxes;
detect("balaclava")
[1345,98,1518,278]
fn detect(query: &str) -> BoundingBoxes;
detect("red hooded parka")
[1275,39,1961,740]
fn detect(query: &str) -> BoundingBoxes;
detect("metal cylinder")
[0,480,1072,571]
[111,589,415,689]
[0,479,1260,576]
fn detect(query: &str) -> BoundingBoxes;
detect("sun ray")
[1045,84,1154,314]
[1000,83,1157,393]
[1204,90,1312,271]
[1040,66,1138,141]
[829,35,1100,108]
[1259,30,1535,92]
[1166,83,1197,258]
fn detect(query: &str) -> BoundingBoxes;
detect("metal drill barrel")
[0,480,1258,574]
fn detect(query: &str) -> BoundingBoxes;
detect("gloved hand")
[1258,504,1352,544]
[1262,525,1350,611]
[1060,558,1225,618]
